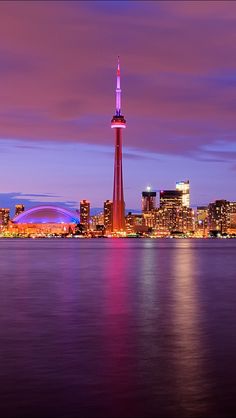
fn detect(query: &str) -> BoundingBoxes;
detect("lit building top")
[160,190,183,208]
[176,180,190,207]
[142,187,156,213]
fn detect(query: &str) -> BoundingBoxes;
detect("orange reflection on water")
[172,240,211,416]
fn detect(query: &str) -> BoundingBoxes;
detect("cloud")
[0,192,78,215]
[0,49,35,75]
[1,1,236,208]
[16,193,61,198]
[0,0,236,161]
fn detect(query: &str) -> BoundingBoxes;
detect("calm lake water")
[0,238,236,418]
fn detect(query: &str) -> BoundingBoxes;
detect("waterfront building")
[125,212,135,233]
[208,200,229,234]
[142,186,156,213]
[154,194,194,236]
[228,202,236,234]
[104,200,113,232]
[143,212,156,228]
[10,205,79,237]
[157,190,183,235]
[155,207,178,235]
[90,212,104,231]
[80,200,90,231]
[125,212,144,234]
[177,207,195,233]
[176,180,190,207]
[195,206,208,236]
[111,57,126,232]
[0,208,10,226]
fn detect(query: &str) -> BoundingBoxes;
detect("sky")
[1,0,236,214]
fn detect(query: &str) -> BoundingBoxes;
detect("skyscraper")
[158,190,184,234]
[142,186,156,213]
[0,208,10,226]
[176,180,190,207]
[208,200,229,234]
[104,200,113,232]
[229,202,236,234]
[196,206,208,236]
[160,190,183,208]
[80,200,90,231]
[111,57,126,232]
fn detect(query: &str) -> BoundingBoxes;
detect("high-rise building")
[156,190,194,235]
[155,206,194,235]
[229,202,236,234]
[80,200,90,230]
[142,187,156,213]
[0,208,10,226]
[104,200,113,232]
[125,212,146,234]
[176,180,190,207]
[160,190,183,208]
[90,212,104,231]
[208,200,229,234]
[196,206,208,236]
[111,57,126,232]
[176,207,195,233]
[15,204,25,217]
[155,207,176,235]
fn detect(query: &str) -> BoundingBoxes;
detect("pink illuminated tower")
[111,57,126,232]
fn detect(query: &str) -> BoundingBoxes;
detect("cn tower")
[111,57,126,232]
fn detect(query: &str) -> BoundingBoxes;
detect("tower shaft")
[113,127,125,231]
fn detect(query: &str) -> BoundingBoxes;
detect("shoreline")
[0,236,235,240]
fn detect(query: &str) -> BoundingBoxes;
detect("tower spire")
[116,56,121,116]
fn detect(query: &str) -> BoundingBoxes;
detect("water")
[0,238,236,418]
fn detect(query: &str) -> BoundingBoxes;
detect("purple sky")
[1,1,236,213]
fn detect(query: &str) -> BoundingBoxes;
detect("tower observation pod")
[111,56,126,233]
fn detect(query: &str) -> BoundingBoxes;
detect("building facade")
[160,190,183,208]
[9,205,79,237]
[196,206,208,236]
[0,208,10,226]
[104,200,113,232]
[142,187,156,213]
[80,200,90,231]
[229,202,236,234]
[208,200,229,234]
[176,180,190,207]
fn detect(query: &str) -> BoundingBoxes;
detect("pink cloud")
[0,0,236,158]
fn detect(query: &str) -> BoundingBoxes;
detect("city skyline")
[1,1,236,212]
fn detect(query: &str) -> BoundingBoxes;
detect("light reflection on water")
[0,239,236,417]
[171,240,210,417]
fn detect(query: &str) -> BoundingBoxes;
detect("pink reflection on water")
[102,240,135,413]
[171,240,212,415]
